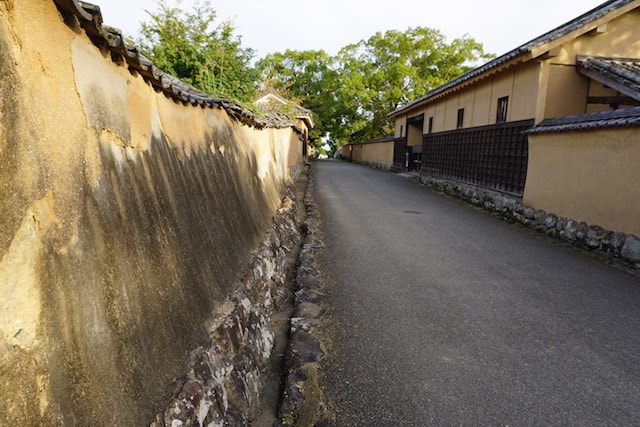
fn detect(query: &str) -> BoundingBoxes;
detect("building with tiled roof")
[529,105,640,134]
[576,56,640,105]
[385,0,640,236]
[390,0,640,119]
[254,92,315,159]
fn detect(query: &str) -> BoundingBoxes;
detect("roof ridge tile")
[52,0,281,129]
[390,0,639,117]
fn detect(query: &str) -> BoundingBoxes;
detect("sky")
[98,0,607,60]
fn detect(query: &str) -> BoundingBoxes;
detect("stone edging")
[151,186,301,426]
[419,175,640,269]
[353,160,391,171]
[277,166,327,426]
[339,157,391,171]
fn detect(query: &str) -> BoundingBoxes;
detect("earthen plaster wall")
[0,1,301,425]
[359,141,394,166]
[524,126,640,237]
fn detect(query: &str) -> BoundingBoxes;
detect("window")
[496,96,509,123]
[457,109,464,129]
[428,117,434,134]
[400,125,403,137]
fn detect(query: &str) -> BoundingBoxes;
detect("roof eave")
[389,0,640,119]
[388,53,531,117]
[577,57,640,101]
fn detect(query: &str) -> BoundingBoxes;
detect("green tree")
[136,0,258,102]
[257,49,341,148]
[335,28,492,144]
[257,28,492,148]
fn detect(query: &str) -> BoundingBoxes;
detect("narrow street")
[314,160,640,426]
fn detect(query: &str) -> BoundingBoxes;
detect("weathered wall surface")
[524,127,640,237]
[0,1,303,425]
[351,142,394,167]
[342,140,394,170]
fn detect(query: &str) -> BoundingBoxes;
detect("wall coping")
[52,0,299,131]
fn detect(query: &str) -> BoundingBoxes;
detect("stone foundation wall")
[278,167,328,426]
[153,188,300,426]
[346,158,392,171]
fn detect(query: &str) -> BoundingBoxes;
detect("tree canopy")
[257,28,492,148]
[136,0,258,103]
[257,50,342,147]
[135,2,493,151]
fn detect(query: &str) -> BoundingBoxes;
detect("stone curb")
[276,165,327,426]
[419,175,640,270]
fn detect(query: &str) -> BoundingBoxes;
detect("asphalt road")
[313,160,640,426]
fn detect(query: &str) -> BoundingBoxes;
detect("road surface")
[314,160,640,426]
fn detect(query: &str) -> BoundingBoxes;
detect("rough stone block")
[463,188,475,199]
[228,367,261,413]
[501,197,519,212]
[246,311,275,367]
[279,384,304,418]
[534,211,548,233]
[575,222,588,243]
[190,347,214,383]
[211,319,242,354]
[586,225,607,240]
[513,203,525,215]
[512,213,526,224]
[564,220,579,241]
[294,302,323,319]
[287,330,324,368]
[290,317,320,332]
[445,183,456,194]
[609,232,627,257]
[224,405,248,426]
[621,235,640,264]
[523,207,535,219]
[163,379,205,426]
[296,273,321,289]
[555,217,567,232]
[585,225,608,249]
[295,289,325,305]
[544,214,558,230]
[534,209,547,224]
[274,287,290,311]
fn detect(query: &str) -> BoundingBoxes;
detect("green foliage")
[257,28,493,148]
[281,412,294,424]
[257,50,341,148]
[136,0,258,103]
[135,3,492,150]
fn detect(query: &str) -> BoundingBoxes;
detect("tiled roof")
[527,106,640,134]
[52,0,290,130]
[389,0,638,117]
[255,94,314,123]
[577,56,640,100]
